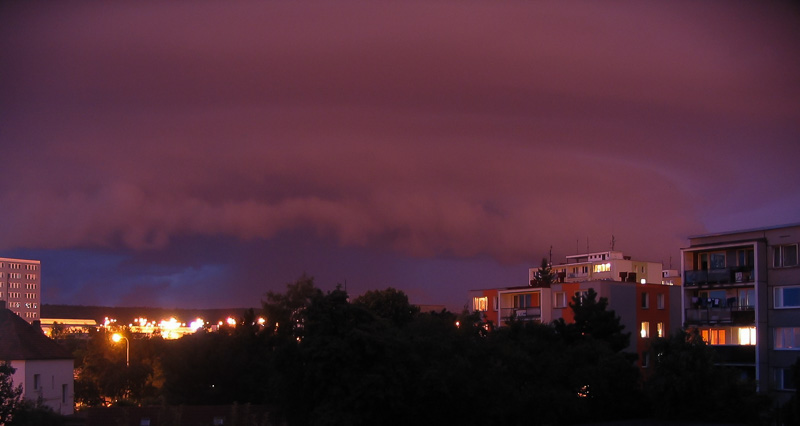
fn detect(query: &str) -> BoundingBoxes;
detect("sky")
[1,1,799,311]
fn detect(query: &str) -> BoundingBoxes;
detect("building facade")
[0,305,74,415]
[681,223,800,401]
[469,251,680,371]
[0,258,41,322]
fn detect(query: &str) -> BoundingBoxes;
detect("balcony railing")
[685,306,755,325]
[684,267,754,287]
[501,307,542,322]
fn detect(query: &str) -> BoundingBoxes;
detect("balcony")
[500,307,541,323]
[685,306,755,325]
[684,267,754,287]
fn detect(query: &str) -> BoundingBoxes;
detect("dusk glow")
[1,1,798,310]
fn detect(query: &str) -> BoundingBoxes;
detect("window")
[739,288,755,308]
[775,286,800,308]
[554,292,567,308]
[701,329,726,345]
[641,351,650,368]
[472,297,488,312]
[33,374,40,390]
[738,327,756,345]
[62,384,68,404]
[25,274,36,280]
[641,292,649,309]
[594,263,611,273]
[9,292,19,299]
[773,244,798,268]
[774,368,797,390]
[513,294,531,308]
[737,248,754,266]
[513,293,539,308]
[574,290,589,305]
[657,293,665,309]
[657,322,665,338]
[640,321,650,338]
[775,327,800,349]
[493,297,498,311]
[710,253,726,269]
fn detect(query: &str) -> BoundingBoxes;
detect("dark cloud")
[1,1,798,309]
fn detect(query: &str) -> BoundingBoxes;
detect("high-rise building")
[681,223,800,402]
[0,257,41,322]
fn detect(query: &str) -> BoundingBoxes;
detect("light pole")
[112,333,129,367]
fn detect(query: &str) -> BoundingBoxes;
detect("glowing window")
[738,327,756,345]
[593,263,611,273]
[701,329,726,345]
[640,321,650,338]
[657,322,664,338]
[473,297,488,312]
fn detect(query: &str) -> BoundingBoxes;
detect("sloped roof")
[0,309,73,360]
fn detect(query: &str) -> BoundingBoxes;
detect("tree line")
[5,274,796,425]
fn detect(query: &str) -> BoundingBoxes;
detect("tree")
[644,328,769,423]
[353,287,419,326]
[556,288,630,353]
[262,274,322,339]
[0,362,22,425]
[531,257,555,287]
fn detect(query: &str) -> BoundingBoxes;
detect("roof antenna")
[611,234,616,251]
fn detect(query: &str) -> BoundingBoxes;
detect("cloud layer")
[1,1,799,307]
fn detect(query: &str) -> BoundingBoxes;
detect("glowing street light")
[112,333,130,367]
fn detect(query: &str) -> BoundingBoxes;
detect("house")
[0,303,74,415]
[681,223,800,403]
[468,251,680,371]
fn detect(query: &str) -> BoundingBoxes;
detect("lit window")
[657,294,665,309]
[701,328,726,345]
[640,321,650,338]
[657,322,664,338]
[738,327,756,345]
[593,263,611,273]
[641,292,649,309]
[775,327,800,349]
[774,286,800,308]
[472,297,488,312]
[773,244,798,268]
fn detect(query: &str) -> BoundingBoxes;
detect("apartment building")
[542,250,663,286]
[469,251,680,370]
[681,223,800,401]
[0,257,41,322]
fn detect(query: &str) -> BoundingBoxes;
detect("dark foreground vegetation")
[4,275,797,425]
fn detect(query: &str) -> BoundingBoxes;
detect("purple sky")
[1,1,799,311]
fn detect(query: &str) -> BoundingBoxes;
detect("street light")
[112,333,129,367]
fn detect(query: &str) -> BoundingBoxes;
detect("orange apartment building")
[468,251,681,371]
